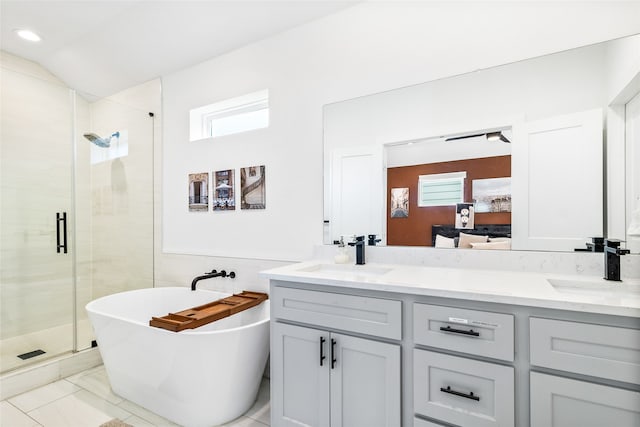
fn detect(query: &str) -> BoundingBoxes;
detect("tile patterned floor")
[0,365,270,426]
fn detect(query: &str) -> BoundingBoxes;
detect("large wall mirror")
[324,34,640,254]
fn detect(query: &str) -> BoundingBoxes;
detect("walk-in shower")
[0,52,157,376]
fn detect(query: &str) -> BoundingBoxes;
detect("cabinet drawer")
[271,286,402,340]
[530,317,640,384]
[414,349,514,427]
[530,372,640,427]
[414,303,514,361]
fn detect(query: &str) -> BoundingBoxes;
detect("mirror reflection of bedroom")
[386,130,512,249]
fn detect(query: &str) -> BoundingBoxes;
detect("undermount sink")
[296,263,392,277]
[547,278,640,298]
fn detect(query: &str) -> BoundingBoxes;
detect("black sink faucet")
[604,239,630,281]
[348,236,366,265]
[368,234,381,246]
[191,269,236,290]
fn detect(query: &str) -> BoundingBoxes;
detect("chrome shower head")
[83,133,110,147]
[83,131,120,148]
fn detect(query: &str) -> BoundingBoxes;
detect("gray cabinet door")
[530,372,640,427]
[530,317,640,384]
[272,322,330,427]
[330,333,401,427]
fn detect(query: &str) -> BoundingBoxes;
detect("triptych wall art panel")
[188,166,266,212]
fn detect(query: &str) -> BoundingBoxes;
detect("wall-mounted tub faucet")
[604,239,630,281]
[348,236,366,265]
[191,269,236,291]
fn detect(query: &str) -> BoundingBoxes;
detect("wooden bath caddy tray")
[149,291,268,332]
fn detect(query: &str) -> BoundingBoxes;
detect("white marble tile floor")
[0,365,270,427]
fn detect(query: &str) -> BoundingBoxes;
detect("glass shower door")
[0,67,75,373]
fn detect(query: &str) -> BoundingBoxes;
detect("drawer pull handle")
[320,336,326,366]
[440,386,480,401]
[331,338,337,369]
[440,325,480,336]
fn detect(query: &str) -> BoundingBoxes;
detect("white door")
[330,333,401,427]
[329,146,384,244]
[512,109,603,251]
[271,322,330,427]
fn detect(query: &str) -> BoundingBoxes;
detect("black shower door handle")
[56,212,68,254]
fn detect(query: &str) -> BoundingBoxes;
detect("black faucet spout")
[191,269,235,291]
[603,239,630,281]
[348,236,366,265]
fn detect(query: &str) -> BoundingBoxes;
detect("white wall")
[160,2,640,280]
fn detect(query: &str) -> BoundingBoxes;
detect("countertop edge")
[260,263,640,318]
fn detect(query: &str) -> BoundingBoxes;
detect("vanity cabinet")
[529,317,640,427]
[266,274,640,427]
[270,285,402,427]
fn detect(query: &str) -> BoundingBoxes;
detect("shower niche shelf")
[150,291,268,332]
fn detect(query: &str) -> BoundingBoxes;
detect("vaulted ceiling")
[1,1,357,97]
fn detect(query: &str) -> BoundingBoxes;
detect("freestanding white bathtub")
[86,287,270,427]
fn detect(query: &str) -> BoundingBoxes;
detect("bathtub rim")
[85,286,270,335]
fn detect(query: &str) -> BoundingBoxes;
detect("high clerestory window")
[418,171,466,207]
[189,89,269,141]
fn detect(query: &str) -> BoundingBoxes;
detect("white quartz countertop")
[260,261,640,317]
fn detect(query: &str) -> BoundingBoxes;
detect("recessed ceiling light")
[14,29,41,42]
